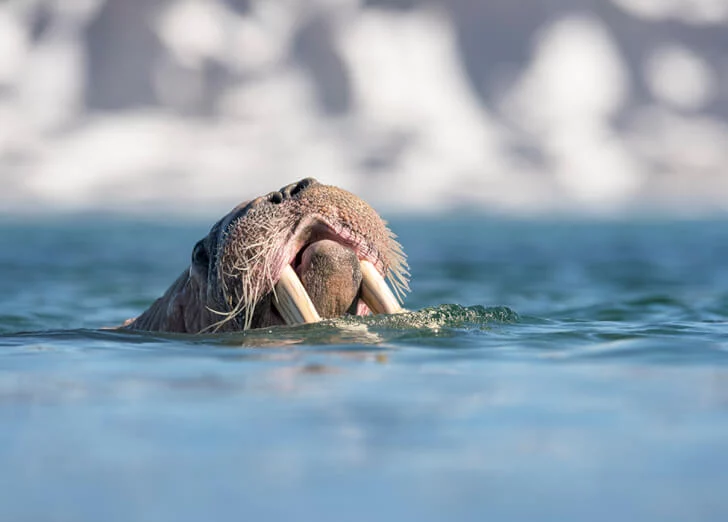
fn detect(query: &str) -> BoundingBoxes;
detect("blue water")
[2,216,728,522]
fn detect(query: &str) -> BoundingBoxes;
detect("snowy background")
[0,0,727,216]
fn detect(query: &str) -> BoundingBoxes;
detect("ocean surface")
[1,216,728,522]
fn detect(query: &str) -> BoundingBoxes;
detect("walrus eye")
[192,240,210,269]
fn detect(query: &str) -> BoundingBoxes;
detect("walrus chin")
[123,178,409,334]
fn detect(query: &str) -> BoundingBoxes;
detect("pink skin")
[266,217,389,292]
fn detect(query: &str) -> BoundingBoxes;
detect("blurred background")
[0,0,727,217]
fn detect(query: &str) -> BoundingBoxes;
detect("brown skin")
[123,178,408,333]
[296,239,362,318]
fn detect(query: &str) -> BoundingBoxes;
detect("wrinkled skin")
[123,178,408,333]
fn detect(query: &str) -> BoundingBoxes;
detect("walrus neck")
[124,271,204,333]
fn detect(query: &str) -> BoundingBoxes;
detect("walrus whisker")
[205,275,258,332]
[199,305,239,334]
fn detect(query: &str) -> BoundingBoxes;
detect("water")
[2,216,728,522]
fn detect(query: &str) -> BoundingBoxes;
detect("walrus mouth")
[270,222,404,326]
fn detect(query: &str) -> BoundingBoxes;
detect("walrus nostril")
[280,178,317,199]
[290,178,316,196]
[280,183,296,199]
[268,192,283,204]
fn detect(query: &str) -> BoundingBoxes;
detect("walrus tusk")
[274,259,402,325]
[273,265,322,325]
[359,260,403,315]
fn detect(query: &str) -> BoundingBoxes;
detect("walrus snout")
[123,178,409,333]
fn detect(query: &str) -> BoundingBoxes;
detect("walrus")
[123,178,409,333]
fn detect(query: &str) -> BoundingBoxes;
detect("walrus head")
[124,178,409,333]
